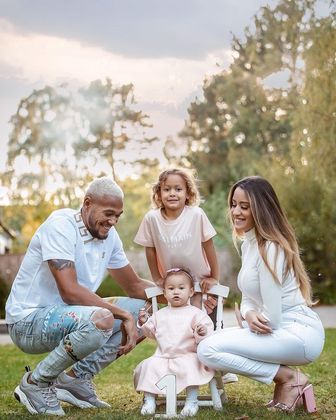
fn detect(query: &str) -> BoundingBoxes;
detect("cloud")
[0,18,231,105]
[0,0,277,59]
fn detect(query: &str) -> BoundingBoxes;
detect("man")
[5,176,154,416]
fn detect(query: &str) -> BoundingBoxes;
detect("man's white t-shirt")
[5,208,129,324]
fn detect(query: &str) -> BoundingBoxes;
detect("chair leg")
[220,388,228,404]
[209,378,223,410]
[215,373,228,404]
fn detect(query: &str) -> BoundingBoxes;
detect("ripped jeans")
[8,297,144,384]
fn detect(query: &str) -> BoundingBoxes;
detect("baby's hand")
[138,308,149,326]
[195,324,207,336]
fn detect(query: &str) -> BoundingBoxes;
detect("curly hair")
[151,168,200,208]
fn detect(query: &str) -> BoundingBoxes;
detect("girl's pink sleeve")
[200,208,217,242]
[140,315,157,339]
[134,213,154,247]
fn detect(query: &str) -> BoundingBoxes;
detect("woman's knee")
[91,308,114,331]
[197,339,215,364]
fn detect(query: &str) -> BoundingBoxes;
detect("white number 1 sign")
[155,374,177,417]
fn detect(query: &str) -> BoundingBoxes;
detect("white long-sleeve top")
[238,228,306,329]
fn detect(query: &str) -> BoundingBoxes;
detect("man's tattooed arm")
[48,259,75,271]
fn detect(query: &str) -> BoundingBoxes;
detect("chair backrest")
[145,283,230,331]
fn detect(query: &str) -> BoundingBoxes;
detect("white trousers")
[197,305,325,384]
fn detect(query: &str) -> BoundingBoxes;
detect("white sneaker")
[222,372,238,384]
[180,401,199,417]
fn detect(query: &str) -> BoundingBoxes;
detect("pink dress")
[134,305,215,394]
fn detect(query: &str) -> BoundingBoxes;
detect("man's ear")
[83,195,92,208]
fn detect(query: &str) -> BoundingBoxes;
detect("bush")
[0,279,9,318]
[96,274,127,298]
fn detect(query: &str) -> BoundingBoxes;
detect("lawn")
[0,330,335,419]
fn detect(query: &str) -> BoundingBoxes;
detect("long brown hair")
[228,176,313,306]
[152,168,200,208]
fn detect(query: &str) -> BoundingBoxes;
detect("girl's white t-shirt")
[134,206,216,282]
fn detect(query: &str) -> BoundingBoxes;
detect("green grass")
[0,330,335,419]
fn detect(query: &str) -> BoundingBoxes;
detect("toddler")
[134,268,214,416]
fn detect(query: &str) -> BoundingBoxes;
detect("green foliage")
[96,274,126,298]
[117,167,160,250]
[0,280,9,318]
[0,330,335,418]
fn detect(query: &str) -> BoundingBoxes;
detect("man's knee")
[91,309,114,331]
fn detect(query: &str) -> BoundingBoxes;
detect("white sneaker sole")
[55,388,95,409]
[222,373,239,384]
[14,386,65,416]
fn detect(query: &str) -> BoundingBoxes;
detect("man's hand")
[245,310,272,335]
[195,324,207,336]
[118,316,139,355]
[199,277,218,294]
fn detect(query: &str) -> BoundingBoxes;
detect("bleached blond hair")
[86,176,124,199]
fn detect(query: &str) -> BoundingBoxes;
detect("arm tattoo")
[48,259,75,271]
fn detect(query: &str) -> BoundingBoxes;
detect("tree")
[4,86,74,201]
[74,79,157,181]
[177,0,318,196]
[174,0,336,301]
[270,10,336,302]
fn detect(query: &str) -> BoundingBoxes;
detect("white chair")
[144,283,230,412]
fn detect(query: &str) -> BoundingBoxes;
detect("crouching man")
[5,176,153,415]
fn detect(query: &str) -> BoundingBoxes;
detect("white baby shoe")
[180,401,199,417]
[140,397,156,415]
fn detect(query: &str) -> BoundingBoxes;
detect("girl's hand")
[195,324,207,336]
[245,310,272,335]
[138,308,149,326]
[155,278,164,288]
[199,277,218,293]
[203,295,217,314]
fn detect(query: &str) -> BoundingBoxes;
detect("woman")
[197,176,325,413]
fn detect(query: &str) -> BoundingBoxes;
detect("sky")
[0,0,282,180]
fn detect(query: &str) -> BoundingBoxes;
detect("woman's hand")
[245,310,272,335]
